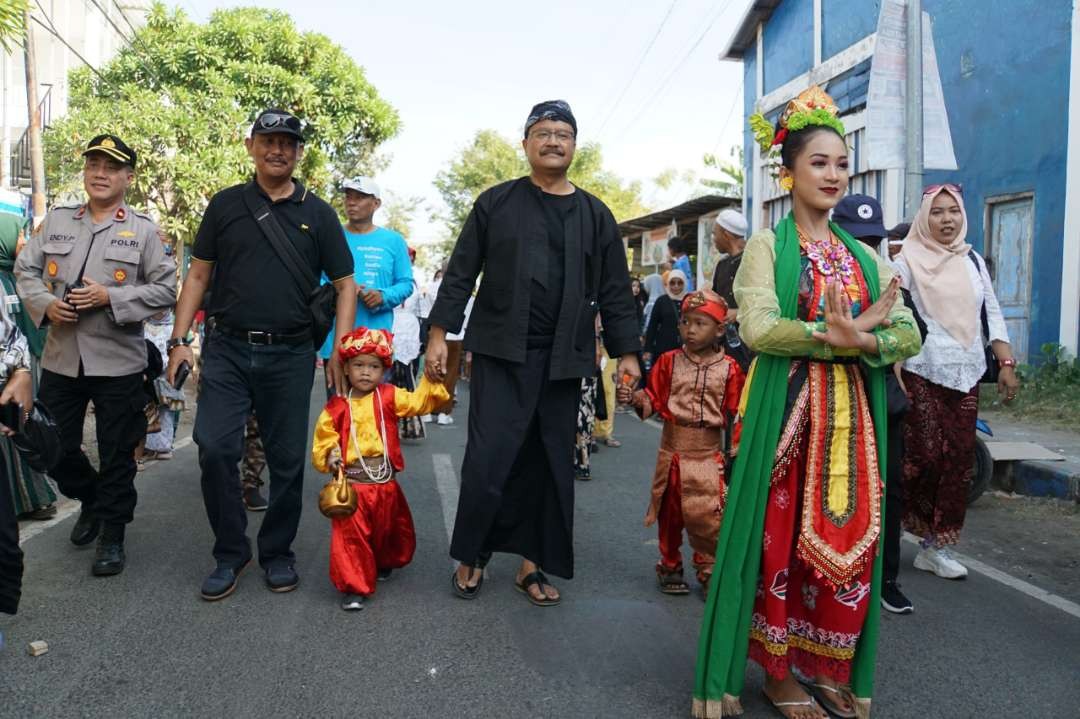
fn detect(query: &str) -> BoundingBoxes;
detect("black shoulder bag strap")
[241,184,316,298]
[967,250,991,342]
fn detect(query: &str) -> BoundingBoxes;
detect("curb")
[994,458,1080,502]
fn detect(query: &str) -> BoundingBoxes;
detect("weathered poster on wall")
[864,1,958,171]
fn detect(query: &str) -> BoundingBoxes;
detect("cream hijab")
[666,269,688,301]
[900,187,978,347]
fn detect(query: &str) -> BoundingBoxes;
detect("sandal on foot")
[515,570,561,607]
[451,566,483,600]
[806,683,856,719]
[656,566,690,595]
[603,438,622,448]
[764,691,824,719]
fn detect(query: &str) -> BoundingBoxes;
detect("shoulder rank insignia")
[114,207,127,221]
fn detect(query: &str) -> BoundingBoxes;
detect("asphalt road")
[2,380,1079,718]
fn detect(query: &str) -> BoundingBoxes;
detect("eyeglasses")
[529,130,575,143]
[923,182,963,196]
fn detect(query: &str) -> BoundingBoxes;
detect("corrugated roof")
[720,0,782,60]
[618,195,740,236]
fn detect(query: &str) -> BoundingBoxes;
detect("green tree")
[44,4,400,246]
[0,0,27,51]
[701,146,744,198]
[381,193,423,241]
[433,129,647,251]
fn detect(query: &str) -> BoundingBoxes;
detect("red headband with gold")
[681,289,729,325]
[338,327,394,367]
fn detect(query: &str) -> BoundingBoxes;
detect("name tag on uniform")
[4,294,20,312]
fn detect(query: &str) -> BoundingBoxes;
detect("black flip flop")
[451,565,483,600]
[515,570,561,607]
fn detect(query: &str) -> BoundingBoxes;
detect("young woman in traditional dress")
[692,87,922,719]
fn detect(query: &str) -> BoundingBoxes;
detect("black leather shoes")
[200,560,250,601]
[69,507,102,547]
[91,538,125,576]
[265,564,299,593]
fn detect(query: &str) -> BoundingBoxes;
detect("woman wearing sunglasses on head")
[892,184,1019,581]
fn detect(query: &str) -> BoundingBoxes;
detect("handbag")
[968,252,998,385]
[318,465,358,519]
[242,186,337,349]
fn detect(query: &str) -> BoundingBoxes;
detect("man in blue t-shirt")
[318,177,414,371]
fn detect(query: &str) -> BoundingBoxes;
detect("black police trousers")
[39,369,146,530]
[193,332,314,570]
[0,460,21,615]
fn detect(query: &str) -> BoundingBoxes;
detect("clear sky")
[181,0,749,249]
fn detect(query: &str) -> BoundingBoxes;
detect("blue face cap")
[832,193,887,240]
[524,100,577,139]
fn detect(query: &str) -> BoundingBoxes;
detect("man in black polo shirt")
[166,109,355,600]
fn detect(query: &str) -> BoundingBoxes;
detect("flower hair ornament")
[749,85,846,181]
[338,327,395,367]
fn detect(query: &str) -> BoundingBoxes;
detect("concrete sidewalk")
[981,410,1080,502]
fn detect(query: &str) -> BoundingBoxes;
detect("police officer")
[15,134,176,577]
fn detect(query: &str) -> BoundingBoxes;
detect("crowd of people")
[0,91,1022,719]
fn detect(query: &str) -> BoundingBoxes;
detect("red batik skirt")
[329,479,416,596]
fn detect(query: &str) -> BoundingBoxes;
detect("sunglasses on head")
[259,113,298,130]
[923,182,963,196]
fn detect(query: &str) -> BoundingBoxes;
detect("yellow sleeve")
[393,376,451,418]
[735,230,835,359]
[311,409,341,473]
[865,252,922,368]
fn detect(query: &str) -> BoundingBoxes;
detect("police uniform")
[14,137,175,554]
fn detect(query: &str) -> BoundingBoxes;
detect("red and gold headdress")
[338,327,394,367]
[749,85,845,155]
[681,289,729,326]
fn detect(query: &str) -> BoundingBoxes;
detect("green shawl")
[693,213,887,718]
[0,213,46,359]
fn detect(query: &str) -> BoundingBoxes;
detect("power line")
[711,76,744,156]
[616,0,737,138]
[596,0,680,134]
[28,12,106,81]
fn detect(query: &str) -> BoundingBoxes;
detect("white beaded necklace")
[347,387,394,483]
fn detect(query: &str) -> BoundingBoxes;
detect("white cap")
[715,208,748,237]
[342,176,381,199]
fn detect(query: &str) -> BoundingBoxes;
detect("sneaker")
[913,546,968,580]
[436,414,454,426]
[341,593,365,611]
[200,560,249,601]
[242,485,268,512]
[265,564,299,593]
[880,581,914,614]
[421,414,433,423]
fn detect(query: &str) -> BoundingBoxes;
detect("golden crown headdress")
[749,85,845,155]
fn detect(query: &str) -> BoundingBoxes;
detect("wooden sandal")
[515,570,561,607]
[806,683,856,719]
[656,566,690,595]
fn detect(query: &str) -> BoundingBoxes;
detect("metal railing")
[9,85,53,188]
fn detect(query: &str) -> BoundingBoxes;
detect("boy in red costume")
[618,289,744,598]
[311,328,448,610]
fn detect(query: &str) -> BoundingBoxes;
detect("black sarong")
[449,347,580,578]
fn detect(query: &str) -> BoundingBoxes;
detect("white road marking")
[902,534,1080,620]
[19,436,195,547]
[432,453,459,546]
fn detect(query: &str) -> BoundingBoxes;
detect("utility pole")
[23,8,45,227]
[903,0,924,218]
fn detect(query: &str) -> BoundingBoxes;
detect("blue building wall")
[762,0,814,95]
[822,0,879,60]
[742,0,1072,355]
[743,46,757,222]
[921,0,1070,355]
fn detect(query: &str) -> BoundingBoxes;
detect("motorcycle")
[969,418,994,505]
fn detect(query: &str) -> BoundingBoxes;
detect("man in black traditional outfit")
[426,100,641,606]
